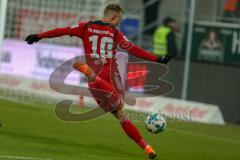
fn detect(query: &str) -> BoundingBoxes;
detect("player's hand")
[156,54,174,64]
[25,34,41,45]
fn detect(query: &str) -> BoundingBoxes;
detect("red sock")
[120,119,147,150]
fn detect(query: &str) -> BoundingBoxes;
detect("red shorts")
[88,68,125,112]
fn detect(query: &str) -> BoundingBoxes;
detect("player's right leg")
[112,109,158,160]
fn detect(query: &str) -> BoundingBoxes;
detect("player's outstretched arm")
[116,31,174,64]
[25,22,86,45]
[126,44,174,64]
[25,27,72,45]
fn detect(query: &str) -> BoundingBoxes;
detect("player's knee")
[111,101,127,121]
[111,98,124,112]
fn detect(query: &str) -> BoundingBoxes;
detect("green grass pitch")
[0,99,240,160]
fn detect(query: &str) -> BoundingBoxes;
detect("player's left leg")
[112,108,158,160]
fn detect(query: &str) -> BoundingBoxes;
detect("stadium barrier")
[124,96,225,125]
[0,74,79,105]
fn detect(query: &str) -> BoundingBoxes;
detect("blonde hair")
[104,3,123,17]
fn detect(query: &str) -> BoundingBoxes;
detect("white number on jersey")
[89,35,114,59]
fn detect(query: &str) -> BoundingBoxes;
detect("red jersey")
[38,20,158,79]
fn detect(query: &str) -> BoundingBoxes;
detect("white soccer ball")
[145,112,166,134]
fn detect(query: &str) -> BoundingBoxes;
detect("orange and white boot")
[73,61,96,81]
[145,145,158,160]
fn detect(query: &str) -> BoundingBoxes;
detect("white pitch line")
[168,128,240,145]
[0,155,53,160]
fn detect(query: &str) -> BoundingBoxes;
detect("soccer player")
[25,3,173,159]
